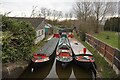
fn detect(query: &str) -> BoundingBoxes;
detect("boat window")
[61,50,69,52]
[82,57,89,60]
[75,43,78,45]
[75,56,89,60]
[59,52,70,57]
[38,57,43,59]
[34,54,47,59]
[60,46,69,50]
[76,54,93,56]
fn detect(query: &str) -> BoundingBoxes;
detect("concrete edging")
[2,61,30,79]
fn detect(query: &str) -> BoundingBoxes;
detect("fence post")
[103,44,106,57]
[113,49,120,74]
[85,33,120,74]
[112,49,116,66]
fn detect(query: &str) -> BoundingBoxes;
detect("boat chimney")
[83,48,86,54]
[33,53,37,56]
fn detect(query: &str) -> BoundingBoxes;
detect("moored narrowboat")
[74,48,95,69]
[56,37,73,67]
[31,35,59,71]
[69,38,96,69]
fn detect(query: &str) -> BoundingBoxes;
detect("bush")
[80,32,86,42]
[2,16,36,63]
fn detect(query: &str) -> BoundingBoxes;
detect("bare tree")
[73,1,93,33]
[35,8,52,18]
[69,12,73,20]
[37,11,42,17]
[65,13,69,20]
[4,11,12,16]
[30,6,37,17]
[68,12,73,27]
[46,9,52,20]
[30,7,63,21]
[73,2,92,21]
[40,7,47,18]
[56,11,63,20]
[52,10,63,21]
[93,2,117,33]
[21,12,26,17]
[52,10,57,20]
[73,1,117,33]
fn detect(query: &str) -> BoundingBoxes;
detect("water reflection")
[18,56,93,79]
[56,61,72,79]
[73,62,92,79]
[18,56,55,79]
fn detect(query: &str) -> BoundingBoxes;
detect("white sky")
[0,0,75,17]
[0,0,119,18]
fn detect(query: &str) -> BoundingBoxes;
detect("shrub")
[80,32,86,42]
[2,16,36,63]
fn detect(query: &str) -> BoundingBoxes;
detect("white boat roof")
[69,38,93,55]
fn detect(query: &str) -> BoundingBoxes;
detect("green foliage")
[2,16,36,63]
[94,31,118,48]
[104,17,119,32]
[79,32,86,42]
[119,33,120,50]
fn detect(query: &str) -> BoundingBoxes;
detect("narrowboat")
[69,38,96,69]
[56,37,73,67]
[31,34,59,71]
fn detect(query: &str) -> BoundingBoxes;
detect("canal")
[18,53,94,80]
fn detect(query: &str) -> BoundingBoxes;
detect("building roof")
[45,24,52,28]
[9,17,45,29]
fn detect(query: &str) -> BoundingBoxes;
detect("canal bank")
[2,34,97,79]
[74,32,119,78]
[2,39,47,79]
[2,61,30,79]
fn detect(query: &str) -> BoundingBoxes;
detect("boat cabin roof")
[36,38,59,56]
[69,39,93,56]
[58,37,70,47]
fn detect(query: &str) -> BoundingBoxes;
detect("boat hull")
[74,59,96,70]
[56,59,72,68]
[31,59,49,68]
[31,52,55,70]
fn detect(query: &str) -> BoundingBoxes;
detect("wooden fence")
[114,49,120,70]
[86,34,120,73]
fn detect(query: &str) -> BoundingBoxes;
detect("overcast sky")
[0,0,75,17]
[0,0,119,17]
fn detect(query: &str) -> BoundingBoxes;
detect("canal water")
[18,57,93,79]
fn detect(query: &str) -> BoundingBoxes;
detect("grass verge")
[74,32,119,78]
[94,31,118,48]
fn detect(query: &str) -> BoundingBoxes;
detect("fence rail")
[86,34,120,73]
[114,49,120,70]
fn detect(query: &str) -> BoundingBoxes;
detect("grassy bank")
[74,32,119,78]
[0,31,2,44]
[94,31,118,48]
